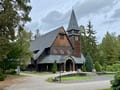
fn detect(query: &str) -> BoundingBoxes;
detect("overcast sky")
[26,0,120,42]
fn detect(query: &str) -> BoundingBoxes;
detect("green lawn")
[104,88,112,90]
[47,76,91,82]
[103,74,115,77]
[61,76,90,81]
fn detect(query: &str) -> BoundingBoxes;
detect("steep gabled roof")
[67,9,79,31]
[30,26,63,59]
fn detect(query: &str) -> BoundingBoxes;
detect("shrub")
[111,72,120,90]
[0,71,5,81]
[82,63,86,72]
[85,53,94,72]
[95,61,102,72]
[5,69,16,75]
[52,60,57,73]
[104,64,120,72]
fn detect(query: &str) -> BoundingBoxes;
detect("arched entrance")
[65,59,75,71]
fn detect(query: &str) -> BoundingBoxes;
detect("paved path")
[4,72,112,90]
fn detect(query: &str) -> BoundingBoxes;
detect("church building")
[29,10,85,71]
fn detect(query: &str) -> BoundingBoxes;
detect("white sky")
[26,0,120,42]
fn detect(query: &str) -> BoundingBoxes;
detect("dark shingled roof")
[38,54,85,64]
[30,26,63,60]
[67,9,79,31]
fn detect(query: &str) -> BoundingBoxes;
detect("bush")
[111,72,120,90]
[5,69,16,75]
[104,64,120,72]
[85,53,94,72]
[95,61,102,72]
[0,71,5,81]
[52,60,57,73]
[82,63,86,72]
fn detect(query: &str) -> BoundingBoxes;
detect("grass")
[47,77,53,82]
[47,75,91,82]
[104,88,112,90]
[103,74,115,77]
[61,76,90,81]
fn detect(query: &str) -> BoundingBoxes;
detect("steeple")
[67,9,81,57]
[67,9,79,31]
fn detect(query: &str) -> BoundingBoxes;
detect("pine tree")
[100,32,118,65]
[80,21,97,63]
[85,53,94,72]
[52,60,57,73]
[0,0,31,60]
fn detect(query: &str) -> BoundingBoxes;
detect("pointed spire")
[67,9,79,31]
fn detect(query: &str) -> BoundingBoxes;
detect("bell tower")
[67,9,81,57]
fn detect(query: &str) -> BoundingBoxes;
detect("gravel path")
[4,72,112,90]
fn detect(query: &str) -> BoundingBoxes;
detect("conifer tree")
[82,63,86,72]
[80,21,97,63]
[52,60,57,73]
[0,0,31,60]
[85,53,94,72]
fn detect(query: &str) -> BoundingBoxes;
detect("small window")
[60,49,64,54]
[60,34,64,40]
[53,49,57,54]
[75,36,79,41]
[67,50,71,55]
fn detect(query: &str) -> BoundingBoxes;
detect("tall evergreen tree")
[80,21,97,63]
[0,0,31,60]
[100,32,118,65]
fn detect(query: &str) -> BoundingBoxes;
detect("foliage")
[82,63,86,72]
[52,60,57,73]
[111,72,120,90]
[0,0,31,60]
[5,69,16,75]
[85,53,94,72]
[95,61,102,72]
[17,29,33,70]
[99,32,119,65]
[104,64,120,72]
[0,71,5,81]
[80,21,97,63]
[0,29,32,72]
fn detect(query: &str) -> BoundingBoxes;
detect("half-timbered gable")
[50,27,73,55]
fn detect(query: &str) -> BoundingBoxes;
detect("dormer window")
[33,50,39,54]
[60,34,64,40]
